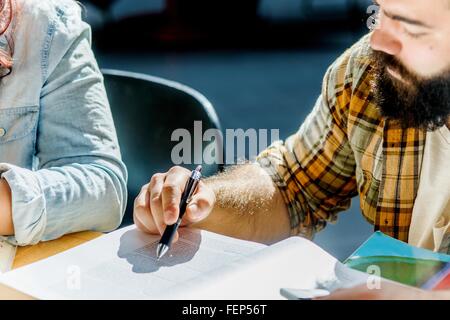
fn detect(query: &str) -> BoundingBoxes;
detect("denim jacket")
[0,0,127,246]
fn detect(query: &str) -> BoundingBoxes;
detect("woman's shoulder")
[18,0,81,15]
[17,0,83,33]
[5,0,89,100]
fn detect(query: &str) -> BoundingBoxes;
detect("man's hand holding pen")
[133,166,216,254]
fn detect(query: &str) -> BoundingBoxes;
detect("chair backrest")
[102,69,223,226]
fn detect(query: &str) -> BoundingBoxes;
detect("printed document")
[0,225,369,299]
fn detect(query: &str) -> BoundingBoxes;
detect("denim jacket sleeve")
[0,1,127,246]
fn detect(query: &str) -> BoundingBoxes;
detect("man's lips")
[386,66,404,81]
[386,66,413,86]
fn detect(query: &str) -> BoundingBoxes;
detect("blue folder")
[344,231,450,288]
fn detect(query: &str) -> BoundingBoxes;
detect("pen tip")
[156,243,169,261]
[195,165,202,173]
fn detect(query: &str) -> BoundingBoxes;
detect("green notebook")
[344,232,450,288]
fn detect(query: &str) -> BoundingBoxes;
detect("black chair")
[102,69,223,226]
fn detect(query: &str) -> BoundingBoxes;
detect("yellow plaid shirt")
[257,34,427,243]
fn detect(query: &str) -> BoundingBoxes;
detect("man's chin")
[371,50,450,130]
[372,74,450,130]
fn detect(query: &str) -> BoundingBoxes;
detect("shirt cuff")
[256,146,311,238]
[0,163,47,246]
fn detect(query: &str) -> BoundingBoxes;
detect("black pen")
[156,165,202,260]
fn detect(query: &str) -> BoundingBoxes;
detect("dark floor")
[95,30,375,261]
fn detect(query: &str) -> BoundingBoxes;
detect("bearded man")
[134,0,450,299]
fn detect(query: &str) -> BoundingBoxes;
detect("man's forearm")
[192,164,291,244]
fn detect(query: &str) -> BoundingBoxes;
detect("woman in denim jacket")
[0,0,127,246]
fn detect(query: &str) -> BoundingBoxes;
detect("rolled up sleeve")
[256,50,358,239]
[0,164,46,245]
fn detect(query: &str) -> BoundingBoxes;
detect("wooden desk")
[0,231,103,300]
[13,231,103,269]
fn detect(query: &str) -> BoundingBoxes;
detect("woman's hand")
[133,166,216,242]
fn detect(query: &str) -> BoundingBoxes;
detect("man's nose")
[370,29,402,56]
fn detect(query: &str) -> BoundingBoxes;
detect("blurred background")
[80,0,375,261]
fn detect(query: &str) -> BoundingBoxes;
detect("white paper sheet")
[0,226,370,300]
[0,225,265,299]
[163,237,369,299]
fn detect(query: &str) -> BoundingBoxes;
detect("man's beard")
[370,50,450,131]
